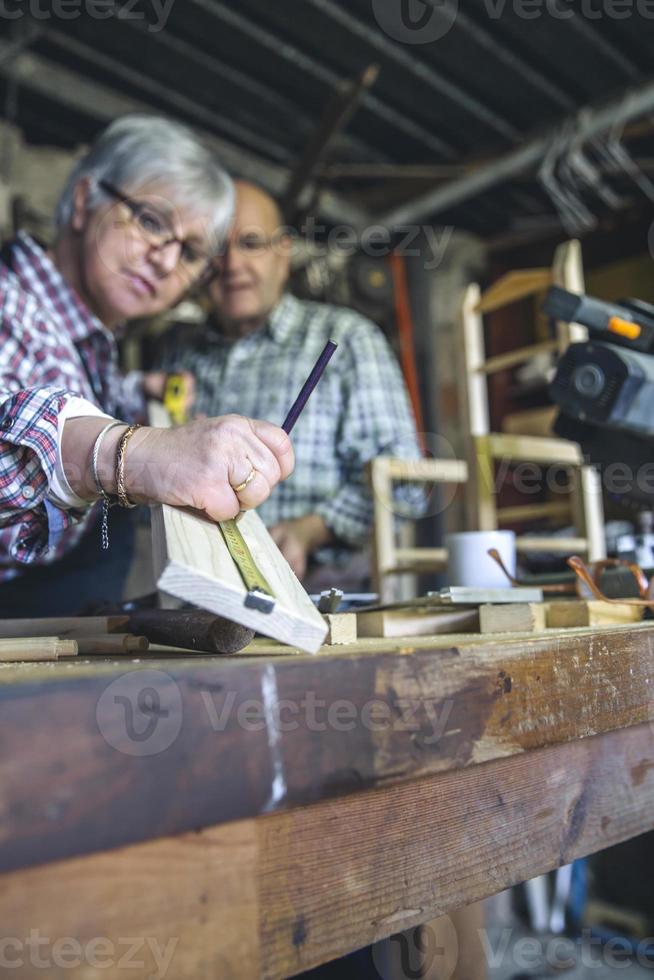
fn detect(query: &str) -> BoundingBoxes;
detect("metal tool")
[219,340,338,611]
[431,586,544,605]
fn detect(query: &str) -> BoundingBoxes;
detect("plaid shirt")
[159,294,424,559]
[0,233,144,581]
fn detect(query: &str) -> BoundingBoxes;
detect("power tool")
[546,286,654,502]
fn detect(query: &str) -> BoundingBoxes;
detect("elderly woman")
[0,115,293,615]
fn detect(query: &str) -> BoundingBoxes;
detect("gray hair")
[55,115,234,252]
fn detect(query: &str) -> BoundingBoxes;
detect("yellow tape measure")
[219,518,275,613]
[164,374,189,427]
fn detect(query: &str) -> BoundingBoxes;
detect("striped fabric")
[0,233,144,580]
[158,293,424,561]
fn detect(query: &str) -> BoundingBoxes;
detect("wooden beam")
[0,627,653,873]
[1,724,652,979]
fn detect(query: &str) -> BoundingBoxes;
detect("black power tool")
[546,286,654,502]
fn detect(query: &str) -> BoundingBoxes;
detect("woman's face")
[72,179,214,326]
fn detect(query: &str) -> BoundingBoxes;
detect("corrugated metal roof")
[0,1,652,238]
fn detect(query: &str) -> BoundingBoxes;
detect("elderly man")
[158,180,423,586]
[0,118,293,615]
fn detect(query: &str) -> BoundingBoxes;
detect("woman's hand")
[62,414,294,522]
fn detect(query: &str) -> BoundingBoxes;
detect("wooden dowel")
[0,617,129,639]
[0,638,78,662]
[74,635,149,655]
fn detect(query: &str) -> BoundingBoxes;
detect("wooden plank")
[1,724,652,979]
[0,617,128,639]
[357,607,479,638]
[152,505,327,655]
[258,724,654,978]
[1,626,653,873]
[479,603,546,634]
[323,614,357,645]
[545,600,644,629]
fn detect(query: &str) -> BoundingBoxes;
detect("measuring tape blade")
[219,518,275,612]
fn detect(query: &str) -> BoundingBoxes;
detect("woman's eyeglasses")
[99,180,213,280]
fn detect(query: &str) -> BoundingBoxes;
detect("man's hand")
[62,414,294,522]
[269,515,333,581]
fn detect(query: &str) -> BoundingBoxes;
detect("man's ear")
[71,177,93,233]
[278,232,293,284]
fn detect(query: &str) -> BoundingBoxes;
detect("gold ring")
[231,467,256,494]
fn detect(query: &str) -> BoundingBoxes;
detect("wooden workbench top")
[0,622,652,876]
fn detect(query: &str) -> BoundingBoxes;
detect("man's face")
[74,179,214,326]
[209,185,290,328]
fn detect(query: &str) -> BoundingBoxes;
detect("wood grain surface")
[152,504,327,653]
[0,723,652,979]
[0,624,652,874]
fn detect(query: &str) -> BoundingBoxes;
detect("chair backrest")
[456,240,606,562]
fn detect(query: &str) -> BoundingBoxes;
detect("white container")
[445,530,517,588]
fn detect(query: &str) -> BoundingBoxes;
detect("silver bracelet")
[91,420,125,551]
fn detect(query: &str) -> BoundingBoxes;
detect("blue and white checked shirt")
[159,294,424,557]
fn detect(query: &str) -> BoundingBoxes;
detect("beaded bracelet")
[91,420,125,551]
[115,423,142,510]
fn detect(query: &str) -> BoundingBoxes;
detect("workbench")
[0,622,653,979]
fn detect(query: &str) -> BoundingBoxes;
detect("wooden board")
[546,600,645,629]
[479,603,546,634]
[323,613,357,645]
[357,607,479,638]
[1,723,652,979]
[152,504,327,655]
[1,624,653,873]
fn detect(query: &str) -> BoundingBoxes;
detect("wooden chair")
[458,240,606,562]
[369,456,468,603]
